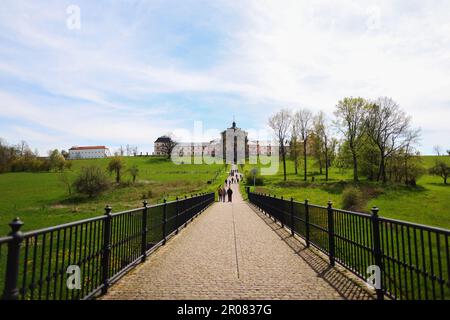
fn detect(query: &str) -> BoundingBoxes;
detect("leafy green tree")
[334,97,367,182]
[293,109,313,181]
[129,165,139,183]
[73,165,110,197]
[358,138,380,181]
[365,97,420,183]
[429,161,450,184]
[268,109,292,181]
[312,111,336,181]
[108,156,125,183]
[49,149,66,171]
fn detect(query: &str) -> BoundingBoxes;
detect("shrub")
[108,156,125,183]
[245,168,264,186]
[73,165,110,197]
[128,164,139,183]
[429,161,450,184]
[141,189,153,200]
[342,186,363,211]
[48,149,66,171]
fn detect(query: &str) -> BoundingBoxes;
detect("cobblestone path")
[102,180,373,300]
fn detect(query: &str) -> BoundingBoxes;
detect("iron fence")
[248,191,450,300]
[0,192,215,300]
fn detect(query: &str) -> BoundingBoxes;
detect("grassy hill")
[0,156,228,235]
[1,154,448,235]
[241,155,450,229]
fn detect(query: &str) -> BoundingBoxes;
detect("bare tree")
[365,97,418,183]
[17,140,29,157]
[295,109,313,181]
[58,172,72,196]
[334,97,367,182]
[291,113,301,174]
[314,111,336,181]
[159,134,178,160]
[433,145,442,156]
[117,145,125,156]
[403,128,421,185]
[126,144,132,156]
[268,109,292,181]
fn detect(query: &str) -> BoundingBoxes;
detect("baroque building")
[221,121,248,164]
[155,121,278,163]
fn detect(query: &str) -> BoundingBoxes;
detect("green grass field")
[241,155,450,229]
[0,156,228,235]
[1,154,449,235]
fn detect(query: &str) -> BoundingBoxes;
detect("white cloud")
[0,0,449,154]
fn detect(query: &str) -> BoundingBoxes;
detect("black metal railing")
[248,191,450,300]
[0,192,215,300]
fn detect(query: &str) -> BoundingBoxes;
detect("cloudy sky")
[0,0,449,154]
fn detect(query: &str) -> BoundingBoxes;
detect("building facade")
[68,146,111,159]
[154,122,250,164]
[221,121,248,164]
[153,136,173,156]
[154,121,288,163]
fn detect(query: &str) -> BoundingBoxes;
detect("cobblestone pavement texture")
[103,172,373,300]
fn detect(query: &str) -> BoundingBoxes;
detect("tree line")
[0,139,71,173]
[268,96,450,185]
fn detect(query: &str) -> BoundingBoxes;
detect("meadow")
[0,156,228,235]
[241,155,450,229]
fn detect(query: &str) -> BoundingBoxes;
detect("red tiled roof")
[69,146,108,150]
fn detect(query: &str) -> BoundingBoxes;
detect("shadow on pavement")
[247,203,376,301]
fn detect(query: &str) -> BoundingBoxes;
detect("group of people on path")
[218,167,243,203]
[218,185,233,202]
[226,169,243,186]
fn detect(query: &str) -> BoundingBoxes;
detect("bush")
[429,161,450,184]
[108,156,125,183]
[73,165,110,197]
[245,168,264,186]
[342,186,363,211]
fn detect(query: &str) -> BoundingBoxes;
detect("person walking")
[218,187,223,202]
[227,187,233,202]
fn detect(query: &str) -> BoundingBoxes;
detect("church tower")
[221,120,248,164]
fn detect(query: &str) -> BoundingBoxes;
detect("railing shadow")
[248,203,376,301]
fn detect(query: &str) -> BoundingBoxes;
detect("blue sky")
[0,0,449,154]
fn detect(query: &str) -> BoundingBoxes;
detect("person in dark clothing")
[227,187,233,202]
[218,187,223,202]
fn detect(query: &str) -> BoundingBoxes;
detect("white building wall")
[68,148,110,159]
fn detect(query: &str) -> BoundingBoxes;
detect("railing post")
[2,217,24,300]
[175,197,179,234]
[162,199,167,245]
[305,199,310,247]
[141,200,148,262]
[290,198,294,236]
[371,207,384,301]
[280,196,284,227]
[327,201,335,267]
[101,205,112,294]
